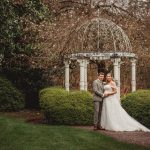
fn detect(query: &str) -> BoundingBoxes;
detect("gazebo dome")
[67,18,132,54]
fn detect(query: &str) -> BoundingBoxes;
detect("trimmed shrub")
[0,76,25,111]
[39,87,93,125]
[121,90,150,128]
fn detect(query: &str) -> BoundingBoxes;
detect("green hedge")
[0,76,25,111]
[39,87,93,125]
[122,90,150,128]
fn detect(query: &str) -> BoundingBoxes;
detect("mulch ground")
[0,110,44,124]
[74,126,150,148]
[0,110,150,148]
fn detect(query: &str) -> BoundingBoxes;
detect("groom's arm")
[93,81,104,98]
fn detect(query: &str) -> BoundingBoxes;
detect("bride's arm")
[108,82,117,96]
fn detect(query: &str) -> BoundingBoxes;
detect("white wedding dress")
[101,84,150,132]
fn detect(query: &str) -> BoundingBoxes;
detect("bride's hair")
[107,73,112,77]
[106,73,118,85]
[106,73,114,82]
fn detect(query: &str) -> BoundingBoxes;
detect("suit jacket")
[93,79,104,102]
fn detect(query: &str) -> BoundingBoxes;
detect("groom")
[93,72,108,130]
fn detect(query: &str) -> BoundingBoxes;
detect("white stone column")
[112,58,121,98]
[77,59,85,91]
[131,58,137,92]
[112,58,121,84]
[64,60,70,91]
[84,60,89,91]
[118,60,121,98]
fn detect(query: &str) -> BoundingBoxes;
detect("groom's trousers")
[94,101,103,127]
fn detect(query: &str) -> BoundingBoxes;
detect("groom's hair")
[98,72,104,76]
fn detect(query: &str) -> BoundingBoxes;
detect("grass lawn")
[0,115,148,150]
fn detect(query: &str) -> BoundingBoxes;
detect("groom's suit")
[93,79,104,127]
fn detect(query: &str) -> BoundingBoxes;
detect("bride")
[101,73,150,132]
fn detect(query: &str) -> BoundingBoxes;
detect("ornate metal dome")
[67,18,132,54]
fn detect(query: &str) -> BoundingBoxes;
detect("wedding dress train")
[101,84,150,132]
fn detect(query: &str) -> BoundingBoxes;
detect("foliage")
[0,0,51,108]
[1,58,52,108]
[0,0,50,57]
[0,0,20,56]
[40,87,93,125]
[0,76,25,111]
[121,90,150,128]
[1,0,150,110]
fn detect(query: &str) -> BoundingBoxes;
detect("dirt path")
[74,126,150,148]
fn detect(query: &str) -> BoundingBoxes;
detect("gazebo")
[64,18,137,97]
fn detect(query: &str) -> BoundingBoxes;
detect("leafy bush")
[40,87,93,125]
[0,0,50,57]
[121,90,150,128]
[0,76,25,111]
